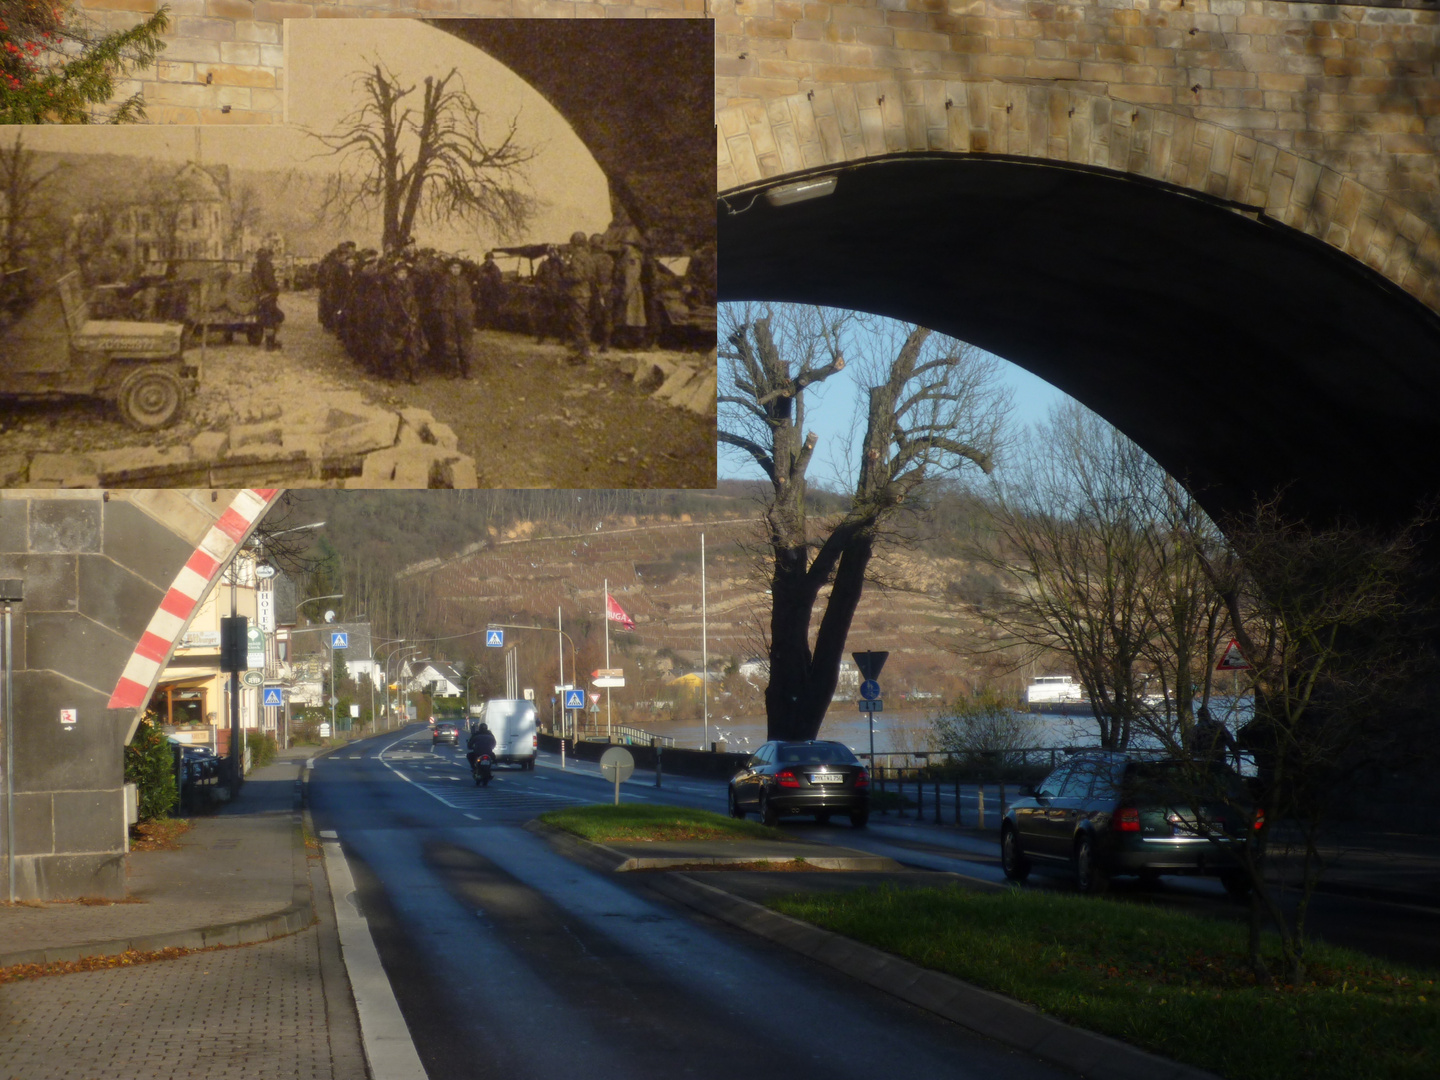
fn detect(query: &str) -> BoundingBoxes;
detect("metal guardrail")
[859,745,1177,774]
[563,722,676,748]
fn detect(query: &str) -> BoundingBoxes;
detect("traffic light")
[220,616,248,673]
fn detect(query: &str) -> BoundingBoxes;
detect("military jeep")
[1,271,199,429]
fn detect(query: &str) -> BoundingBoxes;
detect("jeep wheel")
[246,325,264,346]
[118,366,185,430]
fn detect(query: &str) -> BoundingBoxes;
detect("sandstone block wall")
[75,0,708,125]
[715,0,1440,233]
[0,491,264,900]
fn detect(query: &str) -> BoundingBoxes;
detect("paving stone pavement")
[1,925,332,1080]
[0,747,367,1080]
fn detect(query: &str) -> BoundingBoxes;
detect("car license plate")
[810,772,842,784]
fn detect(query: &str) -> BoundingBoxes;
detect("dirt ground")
[0,291,717,489]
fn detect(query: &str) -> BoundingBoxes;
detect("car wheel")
[1074,835,1110,895]
[1001,826,1031,883]
[245,325,263,346]
[1220,870,1252,900]
[760,791,779,828]
[728,787,746,820]
[117,366,185,430]
[814,811,831,825]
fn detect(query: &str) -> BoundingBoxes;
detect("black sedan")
[1000,749,1257,896]
[729,740,869,828]
[432,721,461,747]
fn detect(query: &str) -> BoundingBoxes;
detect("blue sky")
[717,340,1072,487]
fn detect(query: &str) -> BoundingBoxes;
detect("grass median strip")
[539,804,785,843]
[769,884,1437,1080]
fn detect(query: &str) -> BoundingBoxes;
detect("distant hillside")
[391,503,1019,705]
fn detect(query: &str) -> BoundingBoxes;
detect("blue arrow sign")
[564,689,585,709]
[263,687,284,708]
[330,631,348,649]
[486,629,504,648]
[860,679,881,700]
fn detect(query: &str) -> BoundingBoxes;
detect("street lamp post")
[388,647,425,726]
[369,638,405,731]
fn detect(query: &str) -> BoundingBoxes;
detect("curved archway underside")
[719,154,1440,528]
[432,18,714,248]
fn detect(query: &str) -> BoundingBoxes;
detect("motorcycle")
[471,752,493,787]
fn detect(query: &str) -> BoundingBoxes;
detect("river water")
[620,697,1254,761]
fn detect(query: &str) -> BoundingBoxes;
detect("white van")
[476,699,537,769]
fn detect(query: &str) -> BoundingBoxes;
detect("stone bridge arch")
[0,489,278,899]
[716,2,1440,527]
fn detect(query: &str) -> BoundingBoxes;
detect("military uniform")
[252,249,283,350]
[562,232,596,363]
[588,235,615,353]
[435,262,476,378]
[476,255,503,329]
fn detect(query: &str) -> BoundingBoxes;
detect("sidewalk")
[0,746,367,1080]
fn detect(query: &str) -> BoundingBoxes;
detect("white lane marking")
[306,758,315,770]
[465,814,480,821]
[322,842,428,1080]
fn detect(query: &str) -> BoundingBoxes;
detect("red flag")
[606,593,635,631]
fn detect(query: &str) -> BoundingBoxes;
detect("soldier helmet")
[256,247,272,259]
[589,234,605,247]
[569,230,587,246]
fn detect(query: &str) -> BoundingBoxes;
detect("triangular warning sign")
[1216,639,1250,671]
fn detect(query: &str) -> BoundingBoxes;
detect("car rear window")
[776,742,857,765]
[1124,761,1248,802]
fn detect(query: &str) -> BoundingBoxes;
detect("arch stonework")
[0,489,279,899]
[72,0,707,126]
[716,0,1440,316]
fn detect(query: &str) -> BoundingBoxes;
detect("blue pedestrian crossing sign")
[564,689,585,710]
[263,687,284,708]
[486,629,504,648]
[330,631,348,649]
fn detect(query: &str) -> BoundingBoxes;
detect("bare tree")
[1195,499,1429,983]
[720,304,1008,740]
[0,131,60,317]
[969,401,1172,748]
[311,61,537,252]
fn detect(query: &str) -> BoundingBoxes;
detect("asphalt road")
[309,726,1080,1080]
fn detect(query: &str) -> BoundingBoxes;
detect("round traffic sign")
[860,679,881,700]
[599,747,634,784]
[254,562,277,580]
[242,670,265,687]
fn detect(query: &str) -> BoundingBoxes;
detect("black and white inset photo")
[0,17,715,490]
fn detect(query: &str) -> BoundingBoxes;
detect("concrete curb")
[0,757,324,971]
[616,855,903,872]
[529,820,1223,1080]
[518,820,901,873]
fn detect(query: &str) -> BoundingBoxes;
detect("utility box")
[124,782,139,826]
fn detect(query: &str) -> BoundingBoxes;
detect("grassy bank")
[770,885,1437,1080]
[539,804,784,843]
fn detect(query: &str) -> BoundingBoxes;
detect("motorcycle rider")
[466,721,497,771]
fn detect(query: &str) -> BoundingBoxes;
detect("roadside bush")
[124,716,177,821]
[930,689,1041,781]
[245,730,278,768]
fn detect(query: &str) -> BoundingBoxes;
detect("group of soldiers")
[314,240,498,384]
[308,227,715,381]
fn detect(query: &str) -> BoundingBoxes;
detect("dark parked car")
[1000,750,1258,896]
[432,721,461,747]
[728,740,869,828]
